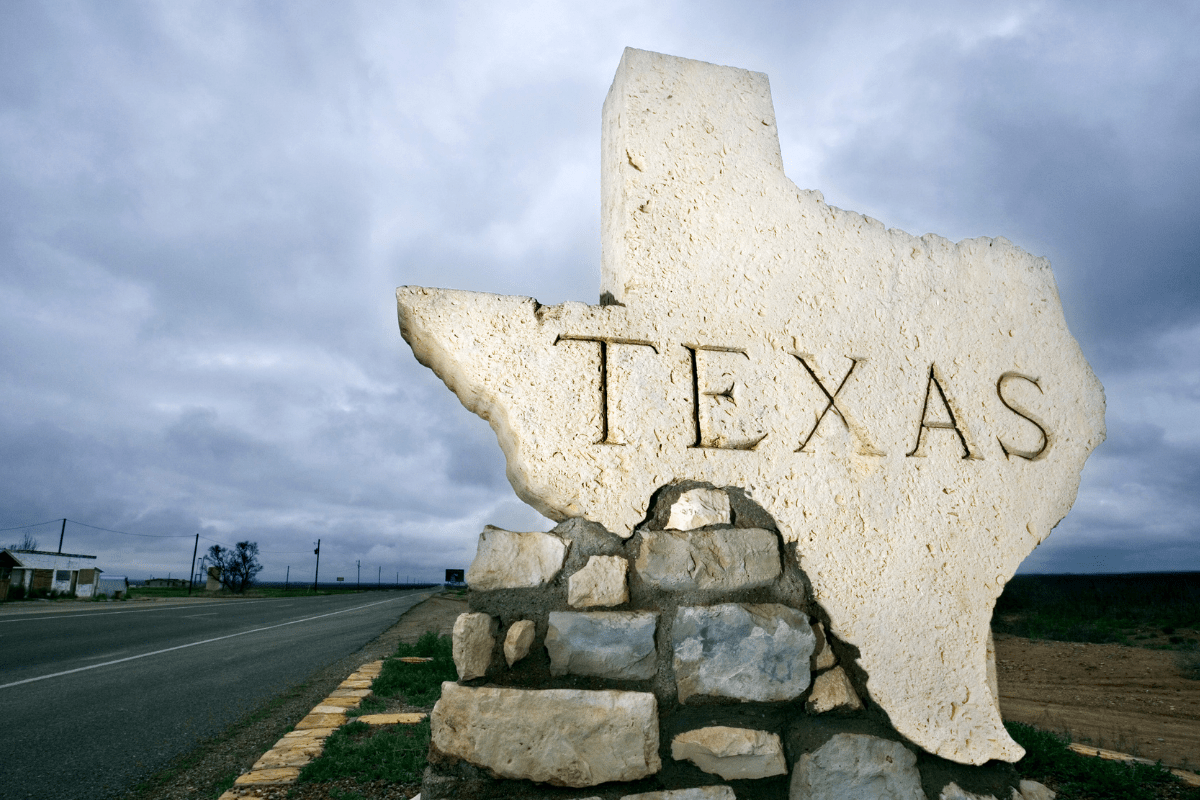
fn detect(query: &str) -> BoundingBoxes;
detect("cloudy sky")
[2,1,1197,582]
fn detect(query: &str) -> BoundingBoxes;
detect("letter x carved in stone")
[792,354,883,456]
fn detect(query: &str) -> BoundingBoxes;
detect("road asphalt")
[0,590,432,800]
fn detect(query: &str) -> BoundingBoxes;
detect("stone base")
[426,487,1030,800]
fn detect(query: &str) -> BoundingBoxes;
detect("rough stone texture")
[790,733,925,800]
[546,610,658,679]
[503,619,536,666]
[430,683,661,787]
[941,784,1001,800]
[397,47,1105,764]
[806,666,863,713]
[465,526,567,590]
[1017,782,1056,800]
[811,622,837,670]
[636,528,781,592]
[666,487,731,530]
[671,725,787,779]
[1018,780,1056,800]
[569,555,629,608]
[673,603,814,702]
[622,789,736,800]
[452,612,496,680]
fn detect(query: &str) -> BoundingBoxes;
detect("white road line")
[0,600,272,623]
[184,613,218,618]
[0,597,403,690]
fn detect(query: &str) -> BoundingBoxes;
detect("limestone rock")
[941,783,1000,800]
[806,666,863,713]
[465,526,566,590]
[452,612,495,680]
[790,734,924,800]
[811,622,837,670]
[547,611,658,679]
[671,725,787,779]
[666,487,731,530]
[673,603,814,702]
[636,528,780,592]
[431,683,661,787]
[622,789,736,800]
[1018,780,1056,800]
[398,48,1105,764]
[569,555,629,608]
[503,619,536,666]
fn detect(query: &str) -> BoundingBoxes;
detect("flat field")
[993,572,1200,772]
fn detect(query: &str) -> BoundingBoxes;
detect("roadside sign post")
[187,533,198,596]
[313,539,321,591]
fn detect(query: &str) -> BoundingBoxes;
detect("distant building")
[96,575,129,598]
[144,577,190,588]
[0,549,102,600]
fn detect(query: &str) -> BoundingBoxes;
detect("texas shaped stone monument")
[399,48,1104,773]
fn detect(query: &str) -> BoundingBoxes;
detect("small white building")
[0,549,102,599]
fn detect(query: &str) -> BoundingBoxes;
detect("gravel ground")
[122,592,466,800]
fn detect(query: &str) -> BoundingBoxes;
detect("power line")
[0,518,64,533]
[69,519,194,539]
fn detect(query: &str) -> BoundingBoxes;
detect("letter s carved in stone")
[996,372,1051,461]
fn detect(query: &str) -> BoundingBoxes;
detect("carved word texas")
[557,333,1049,461]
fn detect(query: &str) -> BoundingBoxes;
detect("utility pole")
[285,565,290,591]
[313,539,321,591]
[58,518,66,553]
[187,533,199,596]
[357,559,361,589]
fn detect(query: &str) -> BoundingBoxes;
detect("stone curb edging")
[215,659,428,799]
[1066,742,1200,788]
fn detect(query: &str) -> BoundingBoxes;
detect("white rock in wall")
[665,488,732,530]
[452,612,495,680]
[397,48,1105,764]
[790,734,925,800]
[504,619,536,666]
[941,782,1000,800]
[806,666,863,713]
[546,611,658,680]
[811,622,837,671]
[464,526,566,590]
[622,788,736,800]
[569,555,629,607]
[1018,780,1056,800]
[673,603,814,702]
[636,528,780,592]
[431,683,661,787]
[671,726,787,779]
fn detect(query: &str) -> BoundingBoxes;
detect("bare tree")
[206,541,264,593]
[7,531,39,551]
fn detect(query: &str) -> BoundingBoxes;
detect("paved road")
[0,590,432,800]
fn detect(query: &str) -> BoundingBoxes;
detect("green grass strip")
[1008,722,1194,800]
[298,719,430,784]
[298,631,455,786]
[370,631,458,707]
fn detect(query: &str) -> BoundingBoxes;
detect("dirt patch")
[996,634,1200,772]
[388,593,468,645]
